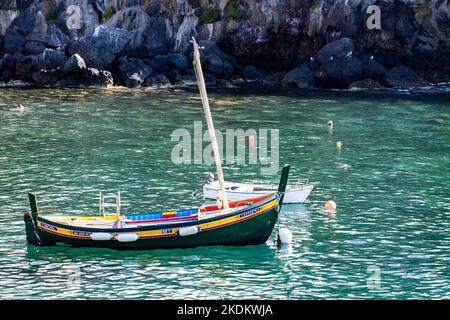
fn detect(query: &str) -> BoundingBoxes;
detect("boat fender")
[277,228,293,244]
[116,233,139,242]
[91,232,113,241]
[178,226,199,237]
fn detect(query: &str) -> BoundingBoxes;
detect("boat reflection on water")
[279,203,309,216]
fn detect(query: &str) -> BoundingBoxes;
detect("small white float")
[178,226,199,237]
[91,232,113,241]
[116,233,139,242]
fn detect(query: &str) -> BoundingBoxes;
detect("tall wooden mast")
[191,37,229,209]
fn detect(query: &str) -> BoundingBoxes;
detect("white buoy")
[116,233,139,242]
[91,232,113,241]
[328,120,333,128]
[277,228,293,244]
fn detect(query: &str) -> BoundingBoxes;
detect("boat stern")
[23,211,40,245]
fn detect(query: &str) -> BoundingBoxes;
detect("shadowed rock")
[144,74,171,87]
[315,38,354,65]
[166,68,182,84]
[349,79,384,90]
[37,48,66,70]
[68,27,130,70]
[117,57,153,83]
[0,34,4,54]
[242,65,264,81]
[315,56,363,88]
[33,67,113,87]
[281,64,313,88]
[385,66,426,88]
[359,54,388,82]
[168,53,189,71]
[0,53,14,82]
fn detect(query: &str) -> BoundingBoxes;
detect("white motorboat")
[200,173,314,204]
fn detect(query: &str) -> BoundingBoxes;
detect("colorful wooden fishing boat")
[23,38,291,250]
[24,166,290,250]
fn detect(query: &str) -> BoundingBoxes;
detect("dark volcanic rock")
[281,64,313,88]
[372,51,403,69]
[144,74,171,87]
[148,55,170,73]
[125,73,145,88]
[0,54,14,81]
[385,66,426,88]
[3,5,69,55]
[34,67,113,87]
[198,41,238,66]
[349,79,384,90]
[3,5,46,54]
[14,53,38,80]
[37,49,66,70]
[67,27,130,70]
[45,23,70,48]
[403,50,431,72]
[204,53,235,77]
[315,56,363,88]
[429,46,450,74]
[167,53,189,71]
[0,34,4,55]
[242,65,264,81]
[359,54,388,82]
[63,54,87,72]
[315,38,354,65]
[23,41,46,55]
[185,40,239,77]
[263,72,284,87]
[117,57,153,83]
[166,68,182,84]
[104,7,171,59]
[425,69,449,84]
[57,68,114,87]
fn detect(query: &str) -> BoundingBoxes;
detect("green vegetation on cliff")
[227,0,244,20]
[200,8,221,24]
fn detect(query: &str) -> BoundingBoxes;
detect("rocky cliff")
[0,0,450,89]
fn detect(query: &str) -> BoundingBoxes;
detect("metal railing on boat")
[97,191,122,217]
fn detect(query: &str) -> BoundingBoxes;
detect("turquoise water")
[0,87,449,299]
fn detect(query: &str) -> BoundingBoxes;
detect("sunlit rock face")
[0,10,20,35]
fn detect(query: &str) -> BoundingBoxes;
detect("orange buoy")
[324,200,336,211]
[249,135,255,148]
